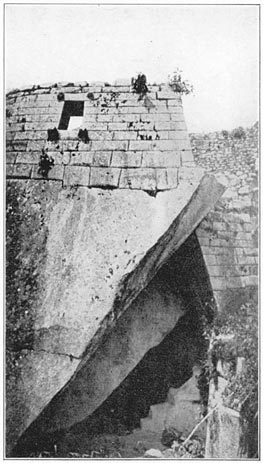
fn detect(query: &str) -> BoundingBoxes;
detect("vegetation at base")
[201,301,258,457]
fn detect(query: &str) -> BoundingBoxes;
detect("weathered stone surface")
[16,152,40,164]
[89,167,121,187]
[92,151,112,167]
[32,165,64,181]
[142,151,180,168]
[63,166,90,186]
[156,168,178,190]
[119,168,157,190]
[205,406,244,458]
[69,151,93,166]
[7,173,225,454]
[22,265,185,442]
[111,151,142,168]
[12,163,33,178]
[6,164,14,177]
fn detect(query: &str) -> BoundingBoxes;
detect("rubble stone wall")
[191,124,259,312]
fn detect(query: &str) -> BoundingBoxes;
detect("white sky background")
[5,4,259,133]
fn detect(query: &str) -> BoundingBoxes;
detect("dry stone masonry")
[5,78,258,457]
[191,124,258,312]
[6,80,194,193]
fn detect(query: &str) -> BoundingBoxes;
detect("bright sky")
[5,4,259,132]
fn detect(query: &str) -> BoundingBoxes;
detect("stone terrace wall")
[6,80,194,193]
[190,123,259,312]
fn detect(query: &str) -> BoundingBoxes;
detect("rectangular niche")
[58,101,84,130]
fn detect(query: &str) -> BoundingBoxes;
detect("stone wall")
[6,80,194,193]
[190,123,258,312]
[7,80,227,455]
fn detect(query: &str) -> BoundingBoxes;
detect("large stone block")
[108,122,128,131]
[6,152,17,164]
[156,168,178,190]
[16,152,41,164]
[91,140,128,151]
[111,151,142,168]
[119,168,157,190]
[12,164,33,178]
[157,91,181,100]
[89,167,121,187]
[209,276,227,290]
[88,130,113,141]
[69,151,93,166]
[32,165,64,181]
[142,151,180,168]
[181,150,194,163]
[92,151,112,167]
[27,140,45,151]
[63,166,90,186]
[113,131,137,140]
[6,164,14,177]
[154,122,177,131]
[9,140,29,151]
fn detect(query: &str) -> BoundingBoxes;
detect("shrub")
[222,130,229,138]
[132,74,149,98]
[232,126,246,139]
[204,302,258,457]
[168,68,194,95]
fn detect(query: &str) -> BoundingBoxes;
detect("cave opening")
[65,308,208,439]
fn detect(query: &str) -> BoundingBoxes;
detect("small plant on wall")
[38,150,55,178]
[168,68,194,95]
[132,73,149,100]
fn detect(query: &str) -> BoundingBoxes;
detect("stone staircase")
[140,366,206,439]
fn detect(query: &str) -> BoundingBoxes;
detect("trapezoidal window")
[58,101,84,130]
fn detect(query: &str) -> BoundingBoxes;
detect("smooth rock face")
[6,179,193,453]
[7,174,225,455]
[24,263,185,440]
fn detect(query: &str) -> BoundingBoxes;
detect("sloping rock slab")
[8,174,225,455]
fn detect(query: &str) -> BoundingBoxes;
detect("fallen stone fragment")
[144,448,164,458]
